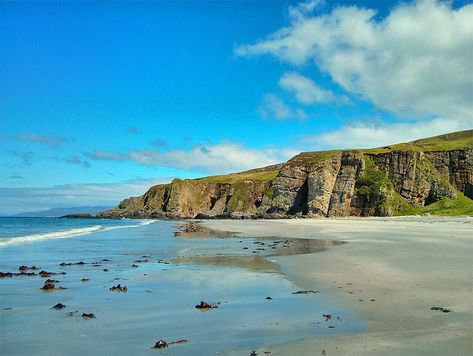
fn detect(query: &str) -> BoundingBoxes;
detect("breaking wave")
[0,220,156,247]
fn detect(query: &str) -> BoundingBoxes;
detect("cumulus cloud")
[279,71,348,104]
[87,142,296,173]
[259,94,307,120]
[16,133,68,147]
[303,117,465,149]
[236,0,473,121]
[0,177,170,215]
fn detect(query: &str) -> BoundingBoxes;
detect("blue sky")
[1,0,472,214]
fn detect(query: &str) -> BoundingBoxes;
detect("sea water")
[0,218,365,355]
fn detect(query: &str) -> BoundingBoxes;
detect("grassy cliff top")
[148,130,472,187]
[364,129,473,154]
[194,168,279,184]
[291,129,473,165]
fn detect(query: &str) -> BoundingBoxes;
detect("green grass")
[195,170,279,184]
[363,129,473,154]
[400,194,473,216]
[354,156,397,214]
[287,150,342,166]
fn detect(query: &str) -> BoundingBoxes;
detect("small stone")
[109,284,128,292]
[195,301,216,309]
[323,314,332,321]
[153,340,168,349]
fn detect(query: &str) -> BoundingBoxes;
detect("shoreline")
[202,217,473,355]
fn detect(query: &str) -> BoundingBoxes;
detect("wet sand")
[203,217,473,356]
[0,220,363,355]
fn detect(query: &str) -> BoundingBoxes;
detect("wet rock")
[152,340,168,349]
[323,314,332,321]
[265,297,273,300]
[131,264,139,268]
[134,259,148,263]
[195,301,217,309]
[45,279,60,283]
[292,290,319,295]
[41,282,56,290]
[81,278,90,282]
[109,284,128,292]
[60,261,86,266]
[250,351,258,356]
[102,259,111,262]
[17,271,37,276]
[328,326,335,329]
[82,313,95,318]
[41,281,66,291]
[19,266,29,271]
[52,303,66,310]
[103,269,109,272]
[39,270,66,278]
[431,306,452,313]
[0,272,13,278]
[152,339,187,349]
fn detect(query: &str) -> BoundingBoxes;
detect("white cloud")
[15,133,68,147]
[303,117,466,149]
[64,155,90,168]
[279,71,347,104]
[0,178,170,215]
[87,142,297,173]
[87,150,127,161]
[259,93,307,120]
[236,0,473,122]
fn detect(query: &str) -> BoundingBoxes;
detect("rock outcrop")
[97,130,473,219]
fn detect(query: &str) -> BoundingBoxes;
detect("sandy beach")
[203,217,473,355]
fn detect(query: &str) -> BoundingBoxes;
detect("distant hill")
[13,206,113,218]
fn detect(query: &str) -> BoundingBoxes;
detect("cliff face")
[97,130,473,219]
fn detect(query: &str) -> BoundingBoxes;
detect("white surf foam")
[0,220,157,247]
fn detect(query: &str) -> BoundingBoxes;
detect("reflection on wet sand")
[175,255,278,272]
[173,222,347,272]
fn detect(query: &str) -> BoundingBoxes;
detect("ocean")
[0,217,364,355]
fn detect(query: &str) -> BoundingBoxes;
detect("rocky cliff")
[97,130,473,219]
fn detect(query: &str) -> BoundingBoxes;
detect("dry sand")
[203,217,473,356]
